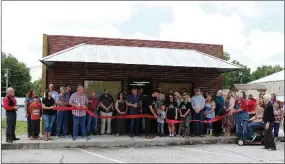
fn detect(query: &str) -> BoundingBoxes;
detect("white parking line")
[78,149,124,163]
[174,147,282,163]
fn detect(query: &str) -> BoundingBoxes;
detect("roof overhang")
[40,43,242,73]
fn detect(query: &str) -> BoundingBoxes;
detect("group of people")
[4,84,284,151]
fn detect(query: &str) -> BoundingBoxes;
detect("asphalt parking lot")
[2,142,284,163]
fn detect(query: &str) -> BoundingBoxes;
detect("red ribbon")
[52,106,228,124]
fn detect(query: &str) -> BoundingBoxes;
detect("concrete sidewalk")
[2,132,284,150]
[2,135,238,150]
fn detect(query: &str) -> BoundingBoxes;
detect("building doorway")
[127,78,153,95]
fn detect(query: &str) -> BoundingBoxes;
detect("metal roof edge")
[39,43,86,61]
[190,49,243,69]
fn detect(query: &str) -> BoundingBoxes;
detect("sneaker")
[6,139,13,143]
[13,137,20,140]
[72,137,77,141]
[268,148,276,151]
[56,136,60,139]
[200,135,204,138]
[251,135,256,142]
[85,136,90,140]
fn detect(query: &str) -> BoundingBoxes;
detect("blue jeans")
[42,114,56,132]
[87,111,98,134]
[207,118,214,130]
[273,123,280,137]
[247,122,264,139]
[235,111,249,139]
[73,115,87,138]
[129,111,140,135]
[157,122,164,135]
[56,111,69,136]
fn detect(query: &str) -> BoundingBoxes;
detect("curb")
[2,136,283,150]
[2,136,237,150]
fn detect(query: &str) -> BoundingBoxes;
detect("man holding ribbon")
[126,88,141,137]
[69,85,90,141]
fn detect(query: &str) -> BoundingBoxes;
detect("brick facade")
[47,62,222,94]
[47,35,223,58]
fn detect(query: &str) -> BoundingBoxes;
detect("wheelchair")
[236,120,264,146]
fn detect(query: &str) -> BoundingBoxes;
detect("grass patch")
[2,120,27,136]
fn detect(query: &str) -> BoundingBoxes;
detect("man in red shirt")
[3,87,19,143]
[87,92,99,135]
[230,92,249,139]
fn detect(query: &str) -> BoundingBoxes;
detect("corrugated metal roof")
[249,70,284,84]
[40,43,241,73]
[230,84,267,91]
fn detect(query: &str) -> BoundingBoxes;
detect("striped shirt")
[69,92,89,117]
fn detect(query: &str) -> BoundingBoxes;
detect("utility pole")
[4,68,9,92]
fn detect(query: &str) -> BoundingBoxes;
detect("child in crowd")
[157,104,166,137]
[273,101,283,141]
[30,96,42,140]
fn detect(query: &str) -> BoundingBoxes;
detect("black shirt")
[167,101,178,118]
[99,94,114,113]
[263,103,275,123]
[179,102,192,115]
[42,97,56,115]
[145,95,157,114]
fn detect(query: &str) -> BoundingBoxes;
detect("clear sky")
[2,1,284,82]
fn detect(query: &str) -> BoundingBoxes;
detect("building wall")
[47,62,222,94]
[46,35,224,58]
[45,35,225,134]
[256,80,284,96]
[223,80,284,100]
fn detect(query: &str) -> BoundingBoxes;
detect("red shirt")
[234,99,248,112]
[247,98,257,113]
[3,96,17,111]
[30,102,42,120]
[89,97,99,111]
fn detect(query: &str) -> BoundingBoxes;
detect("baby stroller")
[236,120,265,146]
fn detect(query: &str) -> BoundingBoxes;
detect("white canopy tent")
[249,70,284,84]
[249,70,284,102]
[40,43,241,73]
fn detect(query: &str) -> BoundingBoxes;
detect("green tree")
[223,52,230,61]
[32,78,42,97]
[250,65,283,82]
[223,60,252,88]
[222,52,252,88]
[1,52,32,96]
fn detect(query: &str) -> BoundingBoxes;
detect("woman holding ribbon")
[115,92,127,137]
[166,93,178,137]
[213,90,225,136]
[223,91,235,136]
[204,94,216,136]
[42,90,56,141]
